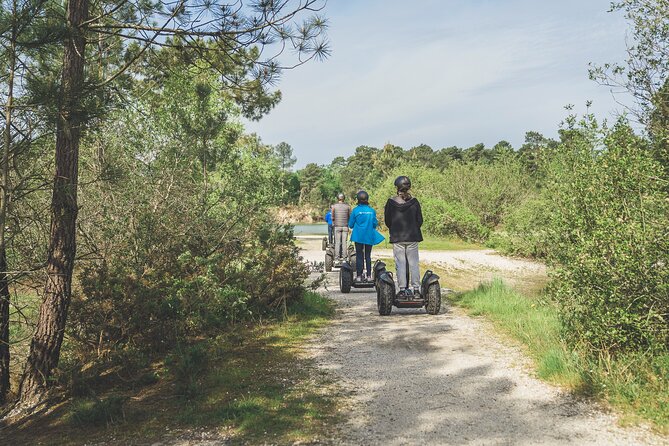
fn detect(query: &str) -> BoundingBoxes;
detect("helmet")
[337,193,345,201]
[394,175,411,192]
[356,190,369,204]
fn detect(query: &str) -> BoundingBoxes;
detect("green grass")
[375,233,481,251]
[583,352,669,431]
[419,236,482,251]
[4,292,341,445]
[453,279,669,433]
[170,292,339,443]
[453,279,580,386]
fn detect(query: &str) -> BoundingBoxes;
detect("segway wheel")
[425,283,442,315]
[378,281,393,316]
[325,254,333,272]
[347,245,357,271]
[340,268,352,293]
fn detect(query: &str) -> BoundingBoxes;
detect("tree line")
[278,132,555,211]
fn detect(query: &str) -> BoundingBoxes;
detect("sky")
[244,0,632,168]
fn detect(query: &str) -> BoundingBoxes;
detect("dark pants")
[327,225,334,244]
[355,242,372,277]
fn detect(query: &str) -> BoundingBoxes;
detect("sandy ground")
[298,238,668,446]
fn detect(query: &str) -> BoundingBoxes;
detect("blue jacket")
[348,204,385,246]
[325,210,333,226]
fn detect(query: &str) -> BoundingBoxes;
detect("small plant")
[70,394,126,427]
[166,343,210,399]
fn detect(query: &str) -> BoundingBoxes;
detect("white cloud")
[245,0,631,166]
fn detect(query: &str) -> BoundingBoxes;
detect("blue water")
[293,223,328,235]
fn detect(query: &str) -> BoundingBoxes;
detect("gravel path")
[299,240,667,446]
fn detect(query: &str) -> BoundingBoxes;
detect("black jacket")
[384,197,423,243]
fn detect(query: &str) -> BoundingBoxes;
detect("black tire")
[347,245,357,271]
[325,254,333,272]
[340,269,352,293]
[378,281,393,316]
[425,283,441,315]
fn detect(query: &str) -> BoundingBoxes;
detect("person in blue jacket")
[324,208,333,244]
[348,190,385,281]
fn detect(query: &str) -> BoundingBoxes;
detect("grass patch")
[453,279,669,433]
[172,291,338,443]
[375,233,481,251]
[583,352,669,431]
[453,279,580,386]
[419,236,482,251]
[3,292,340,445]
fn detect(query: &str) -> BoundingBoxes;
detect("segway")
[339,259,377,293]
[324,237,356,272]
[373,260,442,315]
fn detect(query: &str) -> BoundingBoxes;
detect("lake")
[293,223,328,235]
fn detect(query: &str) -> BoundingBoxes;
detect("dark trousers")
[355,242,372,277]
[327,225,334,244]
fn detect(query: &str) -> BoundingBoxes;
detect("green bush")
[71,223,307,354]
[487,194,549,257]
[441,159,532,228]
[545,119,669,355]
[67,98,308,368]
[166,343,210,399]
[420,197,489,242]
[370,160,529,242]
[70,394,126,427]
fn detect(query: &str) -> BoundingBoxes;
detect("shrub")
[166,343,210,399]
[371,160,529,242]
[487,194,550,257]
[545,119,669,355]
[66,104,309,369]
[70,394,126,427]
[441,159,531,228]
[70,223,307,355]
[420,197,489,242]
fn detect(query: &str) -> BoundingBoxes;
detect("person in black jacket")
[384,176,423,297]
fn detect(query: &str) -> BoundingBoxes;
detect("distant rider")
[348,190,385,281]
[331,193,351,261]
[384,176,423,296]
[325,208,334,244]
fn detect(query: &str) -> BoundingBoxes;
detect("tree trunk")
[0,0,18,405]
[18,0,88,403]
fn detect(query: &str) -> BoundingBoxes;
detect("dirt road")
[299,239,666,446]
